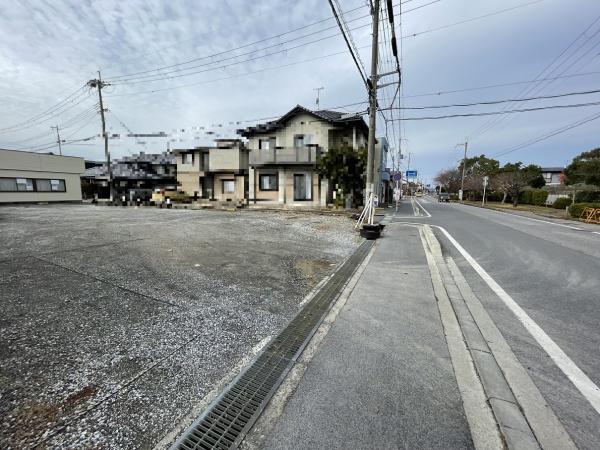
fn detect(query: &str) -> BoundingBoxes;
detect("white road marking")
[411,198,421,217]
[459,203,584,231]
[414,198,432,218]
[593,231,600,235]
[435,224,600,415]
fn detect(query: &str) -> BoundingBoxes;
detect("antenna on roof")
[313,87,324,109]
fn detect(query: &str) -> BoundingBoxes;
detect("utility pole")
[51,125,62,155]
[87,72,112,201]
[459,141,468,202]
[313,87,324,109]
[365,0,380,201]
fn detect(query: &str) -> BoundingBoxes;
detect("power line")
[107,1,441,85]
[402,0,545,40]
[383,100,600,120]
[492,110,600,158]
[469,11,600,140]
[399,87,600,110]
[403,70,600,98]
[328,0,370,89]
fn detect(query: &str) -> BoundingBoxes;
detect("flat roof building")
[0,149,85,203]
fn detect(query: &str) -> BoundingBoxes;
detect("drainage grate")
[172,240,374,450]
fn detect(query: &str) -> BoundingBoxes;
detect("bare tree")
[434,168,462,193]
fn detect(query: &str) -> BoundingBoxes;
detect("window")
[294,173,312,200]
[0,178,66,193]
[202,153,209,170]
[259,174,278,191]
[0,178,17,191]
[182,153,193,165]
[294,135,304,148]
[16,178,34,191]
[259,137,276,150]
[222,180,235,193]
[50,179,66,192]
[36,179,52,191]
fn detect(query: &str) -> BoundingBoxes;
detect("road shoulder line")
[445,256,576,450]
[435,224,600,416]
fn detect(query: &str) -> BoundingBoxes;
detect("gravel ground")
[0,205,360,449]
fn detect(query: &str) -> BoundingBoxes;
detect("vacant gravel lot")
[0,205,359,449]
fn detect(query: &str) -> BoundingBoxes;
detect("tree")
[491,163,543,206]
[434,168,462,193]
[317,144,366,207]
[564,148,600,186]
[459,154,500,178]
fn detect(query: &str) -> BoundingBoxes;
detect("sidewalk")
[240,223,575,450]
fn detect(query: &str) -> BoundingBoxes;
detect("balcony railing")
[250,146,320,166]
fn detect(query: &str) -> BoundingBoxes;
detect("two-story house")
[541,167,565,186]
[175,138,248,205]
[237,105,368,207]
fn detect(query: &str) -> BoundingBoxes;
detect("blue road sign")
[393,173,402,181]
[405,170,418,177]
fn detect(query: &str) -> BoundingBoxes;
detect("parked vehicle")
[438,192,450,202]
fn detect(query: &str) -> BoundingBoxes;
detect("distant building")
[81,151,176,200]
[375,137,391,203]
[541,167,565,186]
[0,148,84,203]
[238,105,369,207]
[175,139,248,205]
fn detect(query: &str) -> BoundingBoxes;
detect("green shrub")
[552,197,572,209]
[520,189,548,206]
[569,202,600,218]
[574,190,600,203]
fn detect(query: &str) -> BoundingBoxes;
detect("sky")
[1,0,599,184]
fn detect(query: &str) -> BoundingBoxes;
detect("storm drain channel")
[172,240,374,450]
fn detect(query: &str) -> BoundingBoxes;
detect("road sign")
[405,170,417,177]
[393,173,402,181]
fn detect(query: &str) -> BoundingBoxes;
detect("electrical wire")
[383,100,600,120]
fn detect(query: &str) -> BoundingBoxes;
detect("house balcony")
[249,145,321,166]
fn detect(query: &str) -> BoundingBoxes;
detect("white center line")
[414,198,432,218]
[435,224,600,415]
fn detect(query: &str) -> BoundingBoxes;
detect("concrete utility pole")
[365,0,380,200]
[313,87,324,109]
[459,141,468,202]
[87,72,112,201]
[51,125,62,155]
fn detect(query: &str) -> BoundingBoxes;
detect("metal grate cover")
[172,240,373,450]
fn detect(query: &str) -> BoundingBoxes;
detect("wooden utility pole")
[366,0,380,200]
[459,141,468,202]
[51,125,62,155]
[87,72,112,201]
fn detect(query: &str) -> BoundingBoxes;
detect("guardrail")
[581,207,600,224]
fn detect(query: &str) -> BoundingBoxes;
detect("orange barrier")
[581,207,600,224]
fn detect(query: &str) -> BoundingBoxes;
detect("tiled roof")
[237,105,367,137]
[83,152,175,179]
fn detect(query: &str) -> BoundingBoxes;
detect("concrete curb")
[422,225,576,450]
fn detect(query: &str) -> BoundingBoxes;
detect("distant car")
[415,192,423,197]
[438,192,450,202]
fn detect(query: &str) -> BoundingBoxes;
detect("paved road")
[391,197,600,449]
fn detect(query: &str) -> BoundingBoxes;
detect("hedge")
[568,202,600,218]
[574,190,600,203]
[520,189,548,206]
[552,197,572,209]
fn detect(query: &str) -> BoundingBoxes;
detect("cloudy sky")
[1,0,599,183]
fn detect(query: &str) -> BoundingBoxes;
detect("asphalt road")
[391,197,600,450]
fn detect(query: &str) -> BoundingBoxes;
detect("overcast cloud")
[1,0,599,183]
